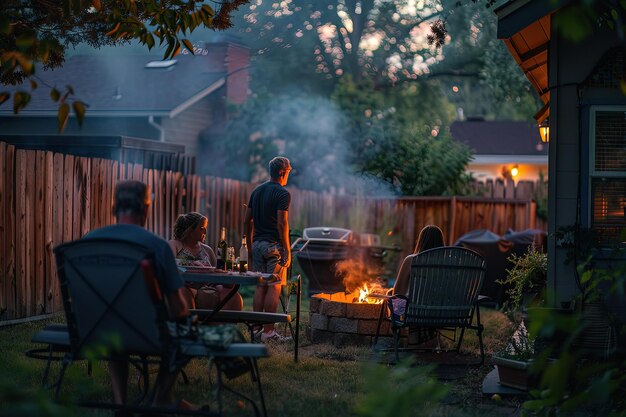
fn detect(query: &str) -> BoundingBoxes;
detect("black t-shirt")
[248,181,291,243]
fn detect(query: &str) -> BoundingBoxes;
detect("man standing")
[83,180,194,410]
[244,156,292,342]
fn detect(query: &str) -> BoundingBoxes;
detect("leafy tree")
[361,124,473,196]
[231,0,538,120]
[0,0,248,129]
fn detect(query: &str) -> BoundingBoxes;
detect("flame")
[356,282,384,304]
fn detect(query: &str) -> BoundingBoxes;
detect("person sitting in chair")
[391,225,445,345]
[392,225,445,296]
[83,180,196,411]
[168,212,243,311]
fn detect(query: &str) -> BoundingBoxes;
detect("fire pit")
[298,226,406,347]
[307,287,408,348]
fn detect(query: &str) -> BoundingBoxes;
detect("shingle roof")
[0,54,225,115]
[450,120,547,156]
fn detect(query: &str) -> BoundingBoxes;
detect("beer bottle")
[217,227,228,270]
[239,236,248,273]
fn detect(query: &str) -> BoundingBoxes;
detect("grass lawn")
[0,297,525,417]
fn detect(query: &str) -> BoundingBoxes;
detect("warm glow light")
[539,120,550,143]
[452,85,459,92]
[511,166,519,177]
[356,283,384,304]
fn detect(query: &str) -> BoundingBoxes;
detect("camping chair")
[26,323,97,388]
[374,246,487,364]
[49,238,269,417]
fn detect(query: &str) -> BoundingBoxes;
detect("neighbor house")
[496,0,626,309]
[0,39,249,159]
[450,117,548,182]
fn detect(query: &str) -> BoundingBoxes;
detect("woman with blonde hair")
[169,212,243,311]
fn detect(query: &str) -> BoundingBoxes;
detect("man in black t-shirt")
[244,156,292,342]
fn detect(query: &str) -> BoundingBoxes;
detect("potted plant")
[497,245,548,313]
[493,321,535,391]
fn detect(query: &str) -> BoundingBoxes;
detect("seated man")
[83,180,194,410]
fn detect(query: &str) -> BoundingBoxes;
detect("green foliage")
[355,359,448,417]
[0,375,76,417]
[0,0,248,130]
[497,246,548,313]
[361,125,473,196]
[522,305,626,417]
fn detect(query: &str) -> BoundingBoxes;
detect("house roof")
[494,0,568,122]
[450,119,547,158]
[0,53,226,117]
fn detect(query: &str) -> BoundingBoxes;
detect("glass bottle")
[239,235,248,273]
[217,227,228,270]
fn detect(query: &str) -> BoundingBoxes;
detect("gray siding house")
[496,0,626,307]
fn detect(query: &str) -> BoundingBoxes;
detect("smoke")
[257,91,397,197]
[334,256,385,293]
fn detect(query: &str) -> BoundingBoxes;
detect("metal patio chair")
[374,246,487,364]
[46,237,269,417]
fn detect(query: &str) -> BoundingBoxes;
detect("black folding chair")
[374,246,488,364]
[46,237,269,417]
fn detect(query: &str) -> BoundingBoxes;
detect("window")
[590,109,626,245]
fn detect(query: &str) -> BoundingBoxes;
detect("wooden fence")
[0,143,541,321]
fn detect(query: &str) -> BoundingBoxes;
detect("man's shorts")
[252,241,287,286]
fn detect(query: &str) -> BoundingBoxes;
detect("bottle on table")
[239,235,248,273]
[217,226,228,270]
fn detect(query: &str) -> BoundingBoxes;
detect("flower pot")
[493,356,531,391]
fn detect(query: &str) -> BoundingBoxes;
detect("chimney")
[203,37,250,105]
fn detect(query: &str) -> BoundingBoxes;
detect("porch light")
[539,119,550,143]
[511,166,519,177]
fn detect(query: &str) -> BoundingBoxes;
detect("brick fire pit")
[307,292,408,347]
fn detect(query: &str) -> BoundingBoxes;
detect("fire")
[356,282,385,304]
[334,255,386,304]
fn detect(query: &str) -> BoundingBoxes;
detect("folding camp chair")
[374,246,487,364]
[48,237,269,417]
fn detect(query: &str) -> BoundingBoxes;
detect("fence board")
[63,155,74,244]
[82,158,91,237]
[34,151,45,315]
[105,160,113,226]
[15,151,27,317]
[72,158,82,240]
[44,152,55,314]
[2,145,16,319]
[52,153,64,312]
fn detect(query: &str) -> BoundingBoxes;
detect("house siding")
[549,11,626,303]
[160,93,221,157]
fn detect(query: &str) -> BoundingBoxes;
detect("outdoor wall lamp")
[511,165,519,177]
[539,119,550,143]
